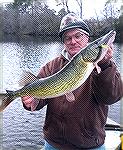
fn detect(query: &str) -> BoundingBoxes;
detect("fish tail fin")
[0,90,15,112]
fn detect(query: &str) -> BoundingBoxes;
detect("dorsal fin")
[18,71,38,87]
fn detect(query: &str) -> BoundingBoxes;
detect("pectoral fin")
[31,99,39,111]
[65,92,75,102]
[19,71,38,87]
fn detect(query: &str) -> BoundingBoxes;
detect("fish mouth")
[107,31,116,46]
[98,30,116,46]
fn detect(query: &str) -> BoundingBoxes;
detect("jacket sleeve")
[92,60,123,105]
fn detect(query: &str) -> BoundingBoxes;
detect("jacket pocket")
[80,118,96,139]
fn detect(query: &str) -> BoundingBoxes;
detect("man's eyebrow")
[64,32,83,36]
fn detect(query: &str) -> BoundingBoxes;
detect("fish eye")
[98,46,102,49]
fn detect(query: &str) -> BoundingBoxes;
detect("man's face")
[63,28,89,57]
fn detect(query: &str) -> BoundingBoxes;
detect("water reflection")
[2,38,63,150]
[2,38,121,149]
[3,40,63,90]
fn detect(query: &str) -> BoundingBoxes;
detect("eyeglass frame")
[62,30,89,44]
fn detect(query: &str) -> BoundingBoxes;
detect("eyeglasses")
[63,32,88,44]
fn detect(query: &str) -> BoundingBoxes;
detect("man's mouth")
[69,46,80,50]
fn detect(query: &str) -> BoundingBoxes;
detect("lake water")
[0,36,122,149]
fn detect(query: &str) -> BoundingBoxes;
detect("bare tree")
[105,0,119,3]
[55,0,70,13]
[101,1,120,31]
[119,5,123,43]
[0,5,3,40]
[75,0,82,18]
[93,9,101,36]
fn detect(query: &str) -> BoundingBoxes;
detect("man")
[22,13,123,150]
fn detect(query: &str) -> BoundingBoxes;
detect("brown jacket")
[23,54,123,150]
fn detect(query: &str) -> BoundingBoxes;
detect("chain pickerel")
[0,30,116,111]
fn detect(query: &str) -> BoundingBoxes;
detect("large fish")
[0,30,116,111]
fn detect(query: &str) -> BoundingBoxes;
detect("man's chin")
[69,51,79,57]
[70,47,80,52]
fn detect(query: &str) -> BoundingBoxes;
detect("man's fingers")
[105,46,113,60]
[22,96,34,108]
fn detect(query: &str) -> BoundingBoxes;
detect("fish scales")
[14,55,93,99]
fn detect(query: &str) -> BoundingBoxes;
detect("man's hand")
[22,96,39,111]
[22,96,34,108]
[98,44,114,65]
[104,44,113,60]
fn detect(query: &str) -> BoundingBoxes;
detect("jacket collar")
[61,49,71,61]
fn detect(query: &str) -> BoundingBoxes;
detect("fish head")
[97,30,116,47]
[81,30,116,62]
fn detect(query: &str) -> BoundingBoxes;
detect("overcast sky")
[48,0,122,19]
[0,0,14,3]
[0,0,122,19]
[48,0,107,18]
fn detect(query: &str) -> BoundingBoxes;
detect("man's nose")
[71,37,76,44]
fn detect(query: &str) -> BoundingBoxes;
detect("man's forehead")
[64,28,89,36]
[64,28,84,35]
